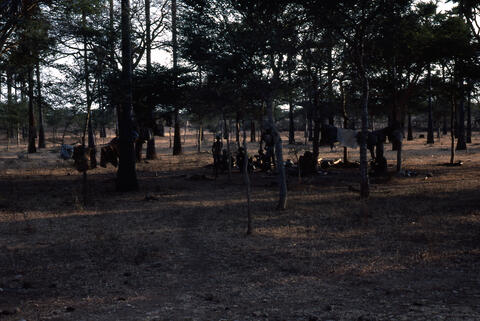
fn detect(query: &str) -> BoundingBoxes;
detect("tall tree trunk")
[308,111,313,141]
[358,44,369,199]
[443,115,448,135]
[223,115,232,180]
[116,0,138,191]
[7,71,12,147]
[466,84,472,144]
[145,0,157,160]
[242,121,252,235]
[36,61,45,148]
[82,10,95,150]
[250,120,256,142]
[427,64,434,144]
[172,0,182,155]
[456,78,466,150]
[340,81,349,162]
[266,97,287,210]
[27,68,36,153]
[235,116,240,149]
[197,122,202,153]
[288,101,295,144]
[407,113,413,141]
[450,95,456,164]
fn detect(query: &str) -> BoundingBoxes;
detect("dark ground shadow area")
[0,148,479,321]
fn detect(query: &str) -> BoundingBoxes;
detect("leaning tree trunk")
[116,0,138,192]
[27,68,36,154]
[266,97,287,210]
[36,62,45,148]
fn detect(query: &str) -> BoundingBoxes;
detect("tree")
[116,0,138,192]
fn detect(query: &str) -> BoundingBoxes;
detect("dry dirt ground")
[0,131,479,321]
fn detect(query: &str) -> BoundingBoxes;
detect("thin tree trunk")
[266,97,287,210]
[7,71,12,148]
[427,64,434,144]
[116,0,138,192]
[466,86,472,143]
[235,116,240,148]
[340,81,349,162]
[223,115,231,180]
[27,68,36,153]
[407,113,413,141]
[456,78,466,150]
[450,95,456,164]
[250,120,256,142]
[358,44,369,199]
[172,0,182,156]
[197,123,202,153]
[36,61,45,148]
[242,121,252,235]
[443,114,448,135]
[145,0,157,160]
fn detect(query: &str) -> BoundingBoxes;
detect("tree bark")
[250,120,256,142]
[407,113,413,141]
[197,122,202,153]
[340,81,349,162]
[145,0,157,160]
[116,0,138,192]
[35,62,45,148]
[223,115,231,180]
[242,121,252,235]
[466,86,472,144]
[456,78,466,150]
[358,43,369,199]
[450,95,456,164]
[27,68,36,153]
[427,64,434,144]
[266,97,287,210]
[172,0,182,156]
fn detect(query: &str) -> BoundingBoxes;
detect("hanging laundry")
[336,128,358,149]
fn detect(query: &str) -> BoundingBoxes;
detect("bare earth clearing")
[0,131,479,321]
